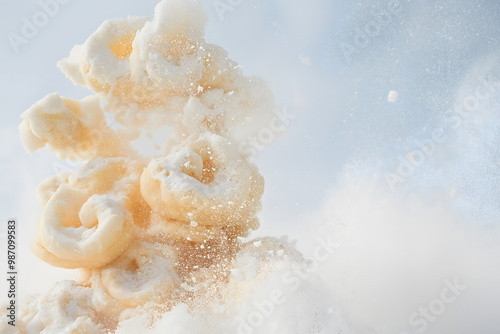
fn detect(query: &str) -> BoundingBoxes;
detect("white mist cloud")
[305,175,500,334]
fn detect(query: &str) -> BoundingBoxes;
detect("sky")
[1,0,500,333]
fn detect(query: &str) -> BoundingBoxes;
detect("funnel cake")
[19,93,128,161]
[141,132,264,233]
[32,186,135,269]
[16,0,292,332]
[92,242,180,308]
[57,0,276,144]
[19,280,121,333]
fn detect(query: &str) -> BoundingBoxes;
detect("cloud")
[307,175,500,334]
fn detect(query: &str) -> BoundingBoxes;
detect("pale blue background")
[1,0,499,301]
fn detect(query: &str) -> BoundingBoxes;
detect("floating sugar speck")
[230,268,243,281]
[299,54,311,66]
[450,187,459,200]
[388,90,399,103]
